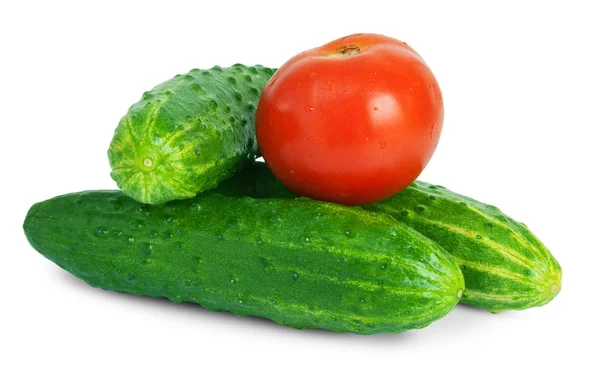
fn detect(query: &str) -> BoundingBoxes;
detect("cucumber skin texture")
[108,64,276,205]
[214,162,562,313]
[24,192,464,335]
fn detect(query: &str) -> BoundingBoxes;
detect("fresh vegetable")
[213,161,562,312]
[108,64,275,205]
[23,191,464,334]
[256,33,444,206]
[364,182,562,312]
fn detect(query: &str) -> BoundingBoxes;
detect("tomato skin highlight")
[256,33,444,206]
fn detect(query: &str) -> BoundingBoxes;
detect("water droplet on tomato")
[304,105,314,112]
[373,106,378,111]
[307,136,316,141]
[379,141,387,149]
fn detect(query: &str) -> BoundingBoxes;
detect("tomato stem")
[329,45,361,57]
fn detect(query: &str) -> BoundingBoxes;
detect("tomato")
[256,33,444,205]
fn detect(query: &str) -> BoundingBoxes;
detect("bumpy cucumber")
[365,183,562,313]
[213,162,562,313]
[108,64,275,205]
[24,191,463,335]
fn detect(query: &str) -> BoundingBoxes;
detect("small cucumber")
[365,182,562,313]
[214,161,562,313]
[24,191,464,334]
[108,64,275,205]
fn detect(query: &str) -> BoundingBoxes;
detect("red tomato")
[256,33,444,205]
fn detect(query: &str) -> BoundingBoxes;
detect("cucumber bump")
[108,64,276,204]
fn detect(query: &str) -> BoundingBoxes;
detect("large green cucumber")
[214,162,562,313]
[108,64,275,205]
[23,191,464,335]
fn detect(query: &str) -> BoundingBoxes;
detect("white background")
[1,1,598,381]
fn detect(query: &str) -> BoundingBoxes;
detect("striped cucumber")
[365,182,561,313]
[214,162,562,313]
[108,64,275,205]
[23,191,464,334]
